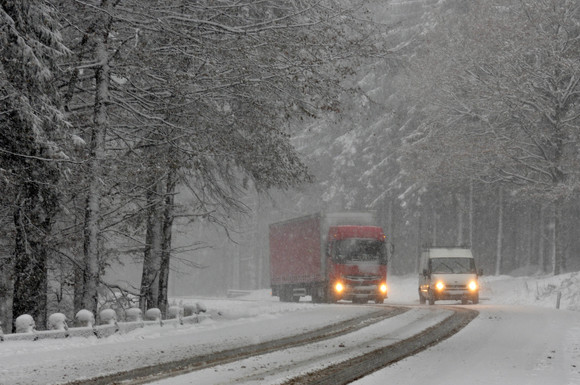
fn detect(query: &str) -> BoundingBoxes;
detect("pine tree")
[0,0,69,331]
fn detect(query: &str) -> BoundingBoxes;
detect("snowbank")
[386,272,580,311]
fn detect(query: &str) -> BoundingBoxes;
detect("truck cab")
[326,228,388,303]
[418,247,482,305]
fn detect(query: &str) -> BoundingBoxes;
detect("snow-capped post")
[556,291,562,309]
[196,302,207,314]
[75,309,95,328]
[99,309,118,325]
[47,313,69,331]
[125,308,142,322]
[15,314,35,334]
[145,308,163,326]
[0,322,4,342]
[167,306,183,325]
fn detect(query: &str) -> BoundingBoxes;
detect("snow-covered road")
[0,274,579,385]
[151,306,456,385]
[355,305,580,385]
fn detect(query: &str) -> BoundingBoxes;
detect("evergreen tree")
[0,0,69,330]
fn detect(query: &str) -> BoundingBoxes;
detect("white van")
[418,247,482,305]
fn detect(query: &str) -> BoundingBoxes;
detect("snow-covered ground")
[0,273,579,385]
[355,273,580,385]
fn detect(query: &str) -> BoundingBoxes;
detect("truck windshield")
[332,238,386,263]
[430,258,476,274]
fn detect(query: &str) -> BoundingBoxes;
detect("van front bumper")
[433,289,477,301]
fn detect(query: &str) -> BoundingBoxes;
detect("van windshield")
[430,257,476,274]
[331,238,386,263]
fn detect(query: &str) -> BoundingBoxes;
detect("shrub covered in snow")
[47,313,68,331]
[183,302,207,316]
[75,310,95,327]
[15,314,35,333]
[145,308,161,321]
[183,304,196,317]
[99,309,117,325]
[125,308,142,322]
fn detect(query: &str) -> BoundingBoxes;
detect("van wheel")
[428,292,435,305]
[419,290,426,304]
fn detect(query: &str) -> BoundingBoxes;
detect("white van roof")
[424,248,473,259]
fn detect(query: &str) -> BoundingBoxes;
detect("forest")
[1,0,580,332]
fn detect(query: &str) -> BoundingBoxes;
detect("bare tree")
[400,0,580,274]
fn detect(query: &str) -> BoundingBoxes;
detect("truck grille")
[345,275,381,285]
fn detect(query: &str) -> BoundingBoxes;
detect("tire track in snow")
[282,306,478,385]
[66,306,407,385]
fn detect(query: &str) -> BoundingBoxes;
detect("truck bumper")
[337,284,387,302]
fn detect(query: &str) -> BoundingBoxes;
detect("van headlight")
[435,281,445,291]
[468,280,478,291]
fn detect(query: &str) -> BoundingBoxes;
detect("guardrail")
[0,306,209,342]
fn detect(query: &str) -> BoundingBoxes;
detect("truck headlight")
[335,282,344,293]
[380,283,388,294]
[435,281,445,291]
[468,280,478,291]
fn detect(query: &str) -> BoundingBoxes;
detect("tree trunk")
[538,204,545,273]
[81,0,112,315]
[386,199,394,271]
[158,169,177,315]
[469,181,473,247]
[525,207,532,271]
[495,186,503,276]
[12,192,50,331]
[455,193,464,246]
[0,252,14,334]
[552,200,563,275]
[431,208,438,246]
[140,171,164,311]
[416,206,423,274]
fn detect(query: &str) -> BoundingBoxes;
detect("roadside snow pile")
[386,273,580,311]
[480,272,580,311]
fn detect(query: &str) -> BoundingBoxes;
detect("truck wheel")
[428,291,435,305]
[419,289,426,304]
[311,292,320,303]
[279,287,292,302]
[472,294,479,304]
[311,286,326,303]
[374,296,384,304]
[324,287,337,303]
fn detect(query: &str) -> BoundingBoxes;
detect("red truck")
[269,212,389,303]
